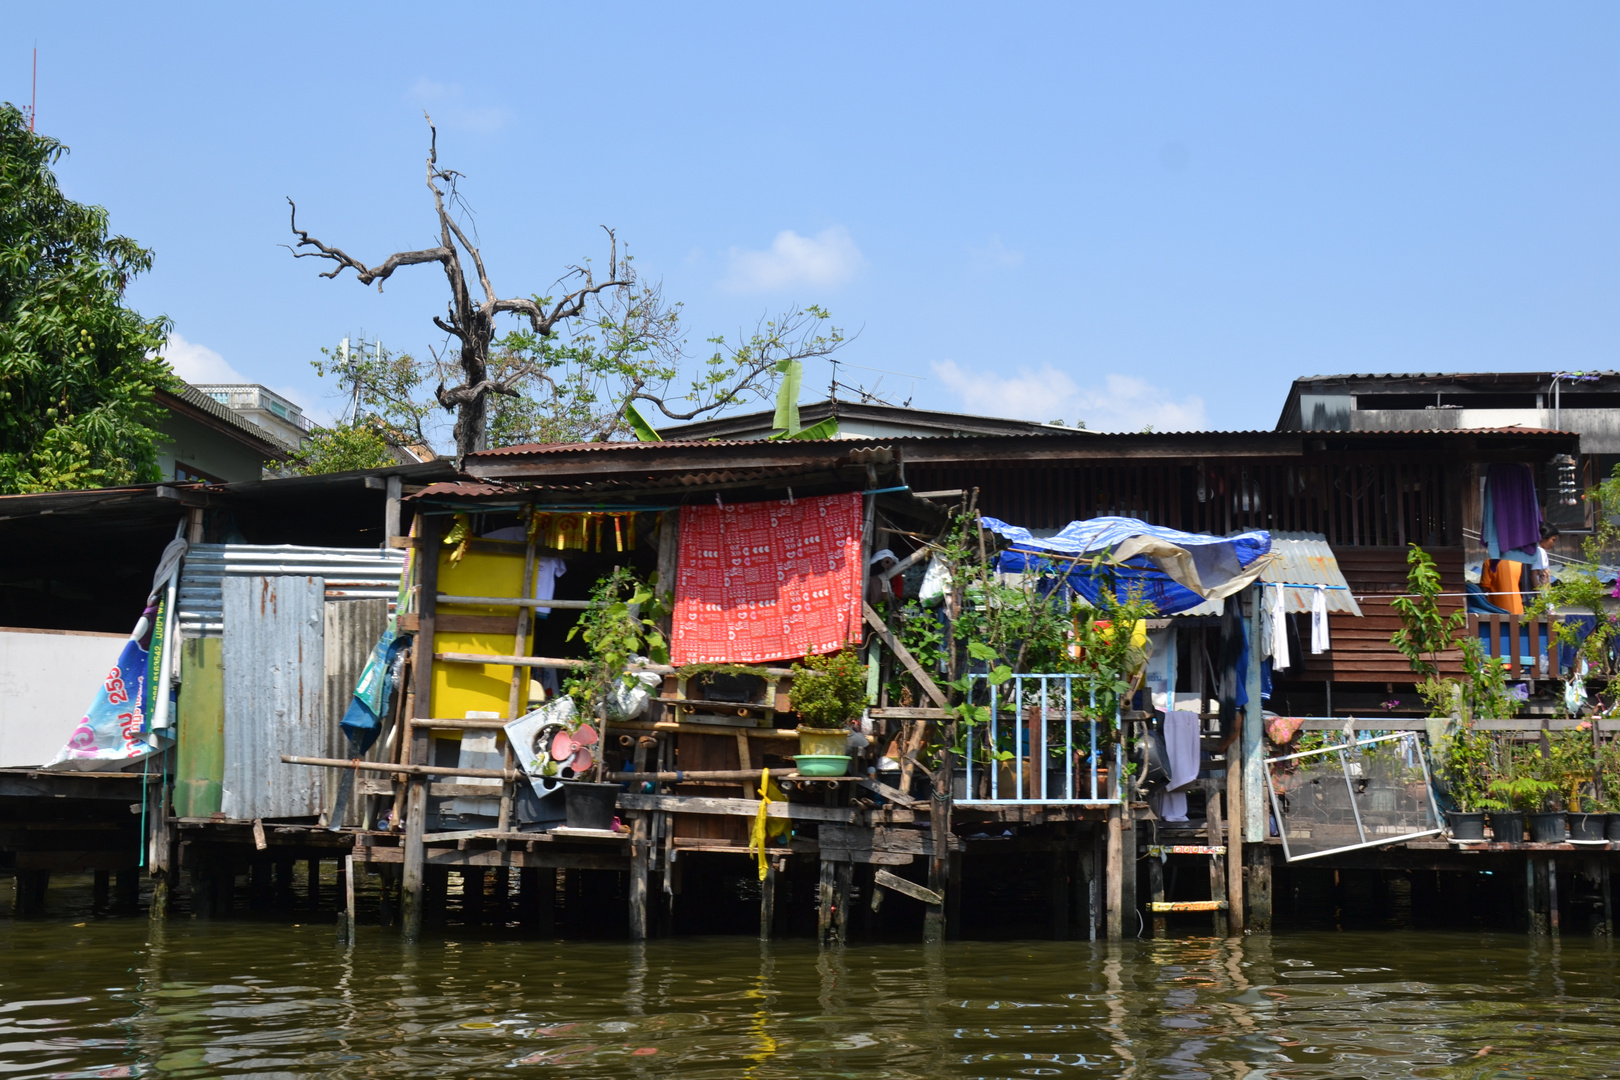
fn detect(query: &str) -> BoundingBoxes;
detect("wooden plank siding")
[1290,547,1465,684]
[909,459,1459,548]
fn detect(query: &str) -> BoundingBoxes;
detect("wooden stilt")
[817,859,836,944]
[1601,862,1614,939]
[1106,804,1124,941]
[1527,857,1547,936]
[760,861,776,940]
[344,854,357,944]
[925,740,955,944]
[833,861,853,943]
[1245,847,1272,932]
[629,815,650,942]
[1225,750,1245,934]
[1147,853,1166,938]
[146,763,174,922]
[1123,806,1138,935]
[12,870,48,916]
[401,776,427,943]
[1086,824,1100,941]
[1207,785,1229,937]
[946,851,963,940]
[1547,857,1560,936]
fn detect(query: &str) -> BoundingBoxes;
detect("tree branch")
[285,199,451,284]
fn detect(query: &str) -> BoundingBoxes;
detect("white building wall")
[0,627,125,767]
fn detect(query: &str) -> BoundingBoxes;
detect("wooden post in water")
[629,815,650,942]
[1078,833,1097,942]
[817,859,836,944]
[1600,862,1614,939]
[1225,737,1245,934]
[344,854,357,944]
[147,762,175,921]
[401,777,428,942]
[760,861,776,940]
[1527,857,1547,935]
[1547,857,1560,936]
[1206,783,1229,937]
[1245,847,1273,932]
[1146,852,1166,938]
[1105,804,1124,941]
[833,862,853,943]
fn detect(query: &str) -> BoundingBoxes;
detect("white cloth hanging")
[1310,585,1331,655]
[1269,582,1291,671]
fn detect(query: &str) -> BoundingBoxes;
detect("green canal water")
[4,881,1619,1078]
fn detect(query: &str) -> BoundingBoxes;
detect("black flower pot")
[561,781,620,831]
[1607,813,1620,841]
[1446,811,1486,840]
[1569,813,1608,843]
[1528,812,1567,844]
[1488,810,1525,844]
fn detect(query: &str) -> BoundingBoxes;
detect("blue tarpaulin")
[982,515,1272,615]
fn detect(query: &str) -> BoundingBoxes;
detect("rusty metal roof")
[1177,532,1361,618]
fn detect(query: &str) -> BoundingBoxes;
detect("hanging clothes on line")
[1310,585,1331,655]
[1267,582,1291,671]
[1484,463,1542,564]
[1478,558,1525,615]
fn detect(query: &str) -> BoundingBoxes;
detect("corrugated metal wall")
[179,544,404,637]
[221,575,326,820]
[323,598,390,827]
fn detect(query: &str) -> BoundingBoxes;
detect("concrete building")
[191,384,311,449]
[154,384,293,483]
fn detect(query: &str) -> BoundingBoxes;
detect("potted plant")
[789,649,867,776]
[1549,724,1607,842]
[1480,773,1559,844]
[561,567,668,829]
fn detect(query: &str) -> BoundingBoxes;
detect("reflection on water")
[3,889,1620,1077]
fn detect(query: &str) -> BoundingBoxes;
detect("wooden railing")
[1465,613,1563,681]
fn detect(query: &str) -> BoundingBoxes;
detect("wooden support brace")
[873,868,943,906]
[862,601,948,709]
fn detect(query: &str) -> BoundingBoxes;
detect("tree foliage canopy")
[0,104,171,493]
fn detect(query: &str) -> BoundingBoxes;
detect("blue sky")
[9,4,1619,436]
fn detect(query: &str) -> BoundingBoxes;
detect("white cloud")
[969,234,1024,269]
[932,360,1207,432]
[161,333,246,385]
[722,227,864,293]
[411,78,511,134]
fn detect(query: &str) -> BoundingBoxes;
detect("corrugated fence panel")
[222,575,326,820]
[323,597,390,827]
[180,544,404,637]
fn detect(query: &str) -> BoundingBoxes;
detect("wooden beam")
[863,601,948,709]
[873,868,942,906]
[617,792,863,823]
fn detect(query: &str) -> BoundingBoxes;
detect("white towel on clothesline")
[1269,582,1291,671]
[1310,585,1331,655]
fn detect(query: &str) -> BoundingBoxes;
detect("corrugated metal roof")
[1177,533,1361,618]
[179,544,405,636]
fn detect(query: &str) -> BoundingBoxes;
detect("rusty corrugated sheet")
[1177,533,1361,617]
[322,598,390,827]
[221,574,326,820]
[179,544,404,636]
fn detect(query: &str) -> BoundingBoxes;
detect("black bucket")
[1488,810,1525,843]
[562,781,620,831]
[1528,812,1567,844]
[1569,812,1608,843]
[1446,811,1486,840]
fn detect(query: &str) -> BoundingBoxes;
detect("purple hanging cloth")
[1488,463,1542,554]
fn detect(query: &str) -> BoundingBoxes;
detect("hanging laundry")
[1310,585,1331,654]
[1478,558,1524,615]
[1267,582,1291,671]
[533,556,567,617]
[1144,628,1177,712]
[671,492,864,665]
[1485,463,1543,561]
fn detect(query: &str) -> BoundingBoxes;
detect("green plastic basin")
[793,754,851,777]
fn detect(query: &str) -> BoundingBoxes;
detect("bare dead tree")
[286,116,631,458]
[288,116,847,453]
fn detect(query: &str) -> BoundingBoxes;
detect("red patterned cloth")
[671,492,864,665]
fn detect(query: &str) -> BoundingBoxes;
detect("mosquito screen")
[1266,731,1442,861]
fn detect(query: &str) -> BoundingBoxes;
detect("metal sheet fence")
[221,575,327,820]
[1266,731,1442,861]
[957,673,1123,806]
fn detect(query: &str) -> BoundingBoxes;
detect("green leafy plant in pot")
[790,649,867,776]
[560,567,669,829]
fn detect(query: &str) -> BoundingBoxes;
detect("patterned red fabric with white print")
[671,492,864,665]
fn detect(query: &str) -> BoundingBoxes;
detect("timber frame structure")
[10,425,1619,941]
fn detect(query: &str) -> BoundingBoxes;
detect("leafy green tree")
[283,421,395,475]
[0,103,171,493]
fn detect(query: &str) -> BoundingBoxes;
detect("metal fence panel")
[222,575,326,820]
[1266,731,1441,861]
[957,672,1122,806]
[322,597,390,826]
[180,544,404,637]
